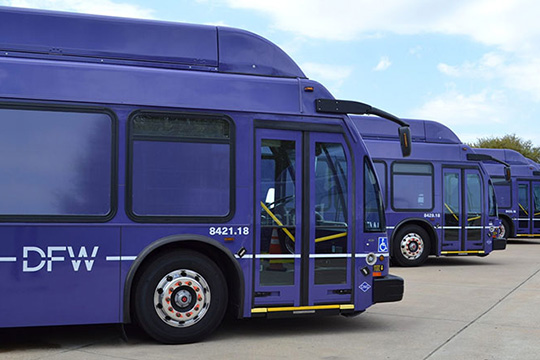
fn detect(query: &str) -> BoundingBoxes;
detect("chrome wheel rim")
[154,269,211,328]
[400,233,424,260]
[499,224,506,239]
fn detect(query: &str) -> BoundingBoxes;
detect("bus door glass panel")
[255,130,301,306]
[443,170,461,247]
[518,182,530,233]
[465,170,483,248]
[533,183,540,233]
[310,133,352,304]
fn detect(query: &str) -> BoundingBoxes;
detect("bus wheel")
[133,250,227,344]
[393,225,431,267]
[500,218,510,239]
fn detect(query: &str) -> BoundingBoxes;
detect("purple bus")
[474,148,540,239]
[352,117,507,266]
[0,7,411,343]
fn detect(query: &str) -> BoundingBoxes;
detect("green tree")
[469,134,540,162]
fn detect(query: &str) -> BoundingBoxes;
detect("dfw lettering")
[23,246,99,272]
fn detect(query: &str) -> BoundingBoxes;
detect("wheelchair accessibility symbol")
[378,237,389,253]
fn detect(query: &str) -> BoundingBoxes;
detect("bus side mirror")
[398,126,411,157]
[504,167,511,181]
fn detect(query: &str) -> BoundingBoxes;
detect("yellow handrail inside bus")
[444,203,459,222]
[519,203,529,216]
[468,216,481,222]
[260,201,295,242]
[315,232,347,243]
[260,201,347,243]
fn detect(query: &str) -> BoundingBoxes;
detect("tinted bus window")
[0,108,113,217]
[314,142,348,285]
[488,182,497,217]
[392,162,433,210]
[492,177,511,208]
[535,184,540,214]
[365,159,385,232]
[373,161,387,205]
[130,113,232,218]
[518,184,529,215]
[314,143,348,225]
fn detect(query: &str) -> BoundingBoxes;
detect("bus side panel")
[0,226,120,327]
[119,226,252,319]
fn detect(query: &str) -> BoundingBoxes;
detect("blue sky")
[2,0,539,145]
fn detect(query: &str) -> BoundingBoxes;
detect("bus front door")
[442,168,485,253]
[518,181,540,236]
[517,182,531,235]
[254,128,353,309]
[534,182,540,235]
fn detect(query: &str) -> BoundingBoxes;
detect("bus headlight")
[366,253,377,266]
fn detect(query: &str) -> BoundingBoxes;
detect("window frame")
[0,102,118,223]
[126,110,236,223]
[390,161,435,212]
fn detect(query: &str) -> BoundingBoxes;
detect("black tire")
[392,225,431,267]
[500,217,511,239]
[133,250,227,344]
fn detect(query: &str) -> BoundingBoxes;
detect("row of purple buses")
[474,149,540,239]
[352,117,508,266]
[0,7,411,343]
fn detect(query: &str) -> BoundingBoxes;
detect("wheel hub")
[154,269,211,328]
[400,233,424,260]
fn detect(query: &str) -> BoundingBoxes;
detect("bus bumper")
[492,238,507,251]
[373,274,404,303]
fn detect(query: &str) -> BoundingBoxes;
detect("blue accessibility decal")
[378,237,389,253]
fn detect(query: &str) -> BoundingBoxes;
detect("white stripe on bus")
[105,256,137,261]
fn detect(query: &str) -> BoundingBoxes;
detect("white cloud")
[409,88,521,144]
[373,56,391,71]
[2,0,155,19]
[410,89,507,125]
[224,0,540,56]
[409,45,423,57]
[439,52,540,101]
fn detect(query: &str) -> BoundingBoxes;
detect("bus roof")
[474,148,539,178]
[0,6,305,78]
[351,116,461,144]
[473,148,530,165]
[527,158,540,170]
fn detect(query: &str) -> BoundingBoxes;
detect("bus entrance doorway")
[442,168,486,254]
[254,127,353,309]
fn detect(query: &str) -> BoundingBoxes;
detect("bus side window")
[391,162,434,211]
[130,113,233,220]
[0,108,113,218]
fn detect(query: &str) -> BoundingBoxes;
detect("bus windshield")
[488,181,498,217]
[364,159,385,232]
